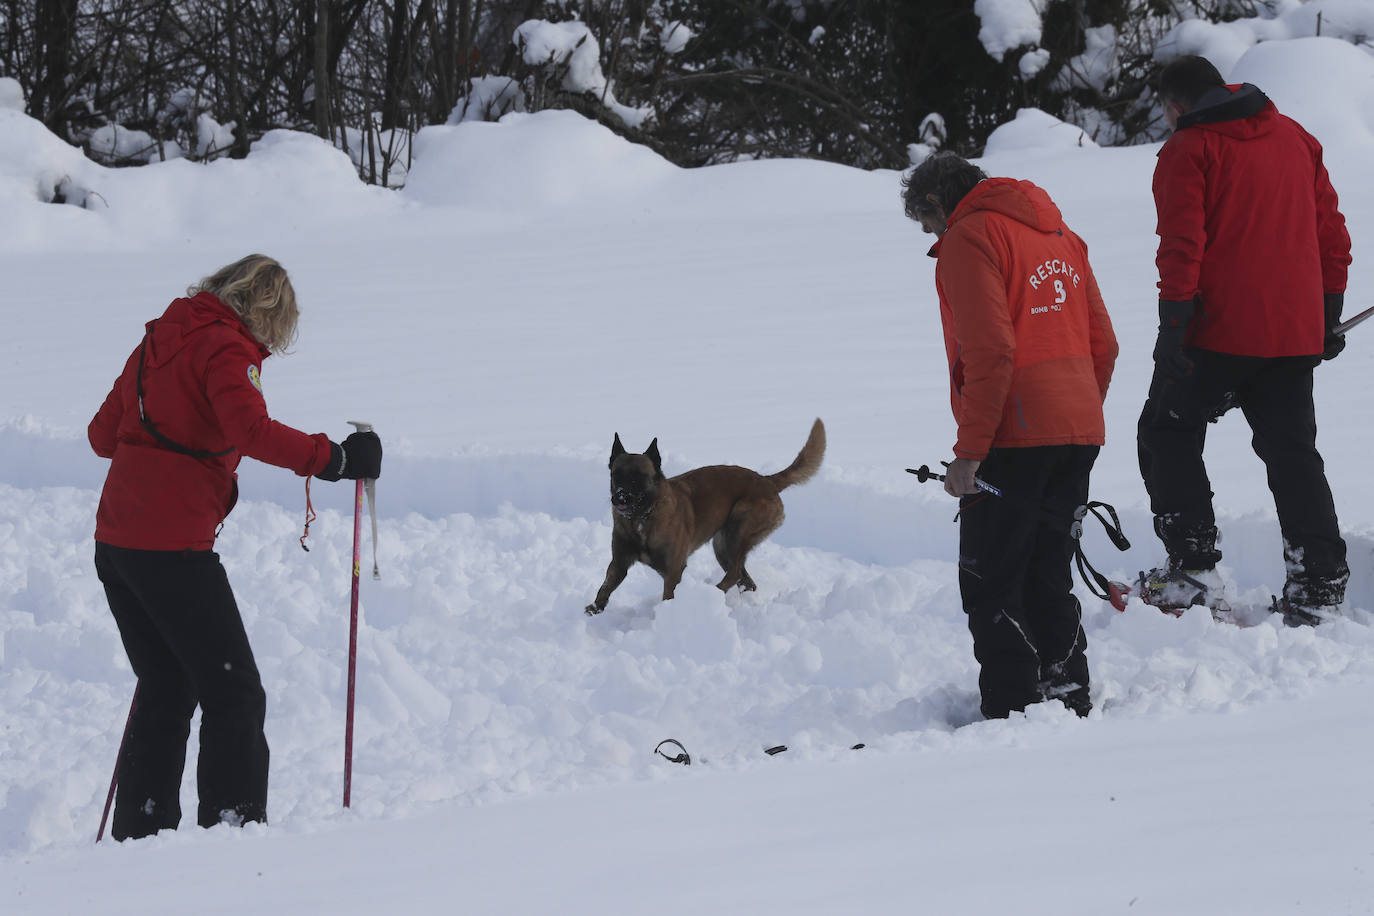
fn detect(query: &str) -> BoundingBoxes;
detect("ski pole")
[905,463,1003,496]
[96,684,138,843]
[907,464,1131,610]
[1334,303,1374,336]
[342,419,374,808]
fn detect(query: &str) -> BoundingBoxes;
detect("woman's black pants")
[95,542,269,840]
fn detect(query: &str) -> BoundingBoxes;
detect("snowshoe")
[1271,595,1340,628]
[1130,562,1231,620]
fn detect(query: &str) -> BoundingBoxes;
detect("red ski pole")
[96,684,138,843]
[342,420,373,808]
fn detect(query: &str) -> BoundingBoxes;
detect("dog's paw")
[584,603,604,616]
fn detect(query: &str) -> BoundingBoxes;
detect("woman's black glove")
[315,430,383,481]
[1153,298,1196,380]
[1322,292,1346,361]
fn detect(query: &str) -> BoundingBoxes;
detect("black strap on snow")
[1069,501,1130,606]
[136,323,235,460]
[654,739,691,765]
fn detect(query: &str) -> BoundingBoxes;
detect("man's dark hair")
[901,151,988,221]
[1158,55,1225,107]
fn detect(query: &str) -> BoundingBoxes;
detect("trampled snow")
[3,36,1374,914]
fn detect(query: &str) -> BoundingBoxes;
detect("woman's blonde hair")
[189,254,299,352]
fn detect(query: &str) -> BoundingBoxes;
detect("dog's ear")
[645,438,662,476]
[610,433,626,467]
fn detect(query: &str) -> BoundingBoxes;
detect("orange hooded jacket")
[930,177,1118,460]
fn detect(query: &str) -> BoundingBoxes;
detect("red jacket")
[89,293,333,550]
[1154,84,1351,356]
[931,178,1118,460]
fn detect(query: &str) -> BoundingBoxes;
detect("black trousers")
[95,542,269,840]
[1137,351,1347,603]
[958,445,1098,719]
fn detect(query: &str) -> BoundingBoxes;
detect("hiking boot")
[1272,596,1341,628]
[1136,561,1224,613]
[1283,568,1349,610]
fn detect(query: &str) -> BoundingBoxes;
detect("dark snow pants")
[1137,350,1347,605]
[957,445,1098,720]
[95,542,269,840]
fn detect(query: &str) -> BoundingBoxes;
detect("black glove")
[1322,292,1345,361]
[1153,298,1196,380]
[315,430,383,481]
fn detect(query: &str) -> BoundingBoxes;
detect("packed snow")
[3,35,1374,915]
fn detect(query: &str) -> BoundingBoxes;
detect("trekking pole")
[96,684,138,843]
[1334,304,1374,336]
[905,462,1003,496]
[342,419,375,808]
[906,463,1133,611]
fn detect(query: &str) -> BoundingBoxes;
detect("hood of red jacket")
[948,177,1063,234]
[928,178,1063,258]
[1175,82,1275,140]
[142,292,267,369]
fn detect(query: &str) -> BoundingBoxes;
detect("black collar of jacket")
[1176,82,1269,129]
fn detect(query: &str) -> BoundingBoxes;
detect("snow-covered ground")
[3,36,1374,914]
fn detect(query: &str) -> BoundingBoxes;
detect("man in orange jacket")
[1139,56,1350,625]
[903,152,1118,719]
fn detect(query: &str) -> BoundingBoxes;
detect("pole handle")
[345,421,379,578]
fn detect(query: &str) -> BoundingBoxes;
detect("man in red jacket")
[90,254,382,840]
[904,152,1118,719]
[1140,56,1351,626]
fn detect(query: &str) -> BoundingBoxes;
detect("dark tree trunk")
[32,0,78,134]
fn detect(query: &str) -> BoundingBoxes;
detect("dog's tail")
[769,419,826,491]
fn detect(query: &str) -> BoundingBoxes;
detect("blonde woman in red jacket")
[903,153,1118,719]
[89,254,382,840]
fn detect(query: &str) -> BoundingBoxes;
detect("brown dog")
[585,419,825,615]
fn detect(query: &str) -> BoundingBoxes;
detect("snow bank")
[1155,13,1292,74]
[0,109,108,243]
[1230,36,1374,158]
[1156,0,1374,74]
[0,77,24,112]
[0,109,398,250]
[405,110,676,213]
[982,108,1098,156]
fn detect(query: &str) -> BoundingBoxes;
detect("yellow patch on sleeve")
[247,364,263,393]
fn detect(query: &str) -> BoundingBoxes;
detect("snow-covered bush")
[87,124,166,165]
[156,88,234,161]
[971,0,1374,150]
[448,77,527,124]
[908,113,948,165]
[514,19,654,130]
